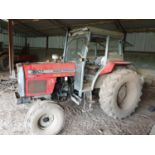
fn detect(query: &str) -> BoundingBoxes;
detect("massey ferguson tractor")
[16,27,143,135]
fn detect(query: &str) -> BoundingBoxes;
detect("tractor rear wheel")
[99,68,143,119]
[25,101,65,135]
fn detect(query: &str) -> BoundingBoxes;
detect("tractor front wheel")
[99,69,143,119]
[25,101,65,135]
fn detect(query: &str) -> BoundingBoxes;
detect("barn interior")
[0,19,155,135]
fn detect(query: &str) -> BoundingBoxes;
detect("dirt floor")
[0,72,155,135]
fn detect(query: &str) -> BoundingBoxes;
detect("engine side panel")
[21,62,76,97]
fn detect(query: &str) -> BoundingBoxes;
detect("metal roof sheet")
[1,19,155,37]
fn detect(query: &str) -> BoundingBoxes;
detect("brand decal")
[28,69,75,75]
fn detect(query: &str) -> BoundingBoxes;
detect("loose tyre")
[99,69,143,119]
[0,54,9,71]
[25,101,65,135]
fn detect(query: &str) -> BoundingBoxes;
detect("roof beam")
[114,20,127,51]
[47,19,69,31]
[21,20,115,33]
[14,19,40,25]
[114,19,127,34]
[14,19,139,26]
[10,19,155,36]
[13,20,48,36]
[127,28,155,33]
[69,19,115,28]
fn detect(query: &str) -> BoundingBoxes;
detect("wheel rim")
[117,83,127,109]
[38,114,54,130]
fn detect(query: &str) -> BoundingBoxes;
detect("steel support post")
[46,36,49,50]
[8,19,15,78]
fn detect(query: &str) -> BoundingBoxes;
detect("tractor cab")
[63,27,124,99]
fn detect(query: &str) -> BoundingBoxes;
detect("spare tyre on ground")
[0,53,9,71]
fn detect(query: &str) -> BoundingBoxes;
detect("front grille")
[28,80,47,94]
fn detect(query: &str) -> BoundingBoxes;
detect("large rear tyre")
[99,69,143,119]
[25,101,65,135]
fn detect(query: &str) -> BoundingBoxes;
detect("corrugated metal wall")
[27,36,65,49]
[0,33,65,49]
[27,37,46,48]
[126,32,155,52]
[1,27,155,52]
[27,33,155,52]
[49,36,65,48]
[0,32,25,48]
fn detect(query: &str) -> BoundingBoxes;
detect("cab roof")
[69,26,124,39]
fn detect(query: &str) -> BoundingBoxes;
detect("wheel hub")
[39,114,54,129]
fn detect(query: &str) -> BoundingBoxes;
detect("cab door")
[64,35,89,97]
[74,45,88,96]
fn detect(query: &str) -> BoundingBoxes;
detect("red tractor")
[16,27,143,134]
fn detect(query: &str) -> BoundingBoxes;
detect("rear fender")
[99,61,132,76]
[92,61,132,89]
